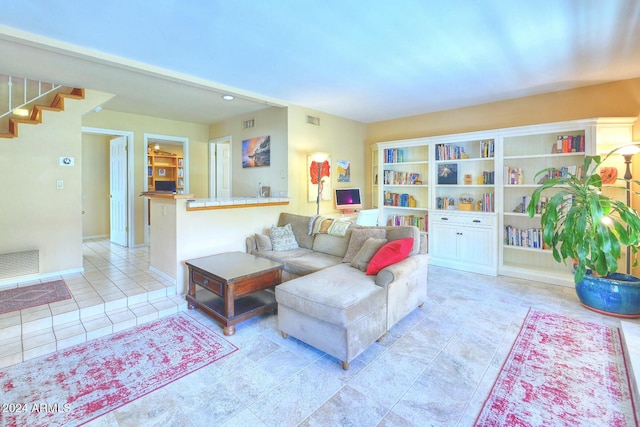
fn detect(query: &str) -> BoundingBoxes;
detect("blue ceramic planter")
[576,273,640,318]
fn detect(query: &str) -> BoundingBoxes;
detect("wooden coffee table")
[185,251,283,335]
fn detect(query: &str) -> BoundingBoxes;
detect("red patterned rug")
[475,309,637,426]
[0,312,237,426]
[0,280,71,315]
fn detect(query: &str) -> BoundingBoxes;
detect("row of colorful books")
[513,195,549,214]
[556,134,585,153]
[480,139,495,158]
[479,192,495,212]
[384,149,405,163]
[386,214,428,232]
[504,225,549,249]
[383,170,421,185]
[504,167,525,185]
[384,192,418,207]
[435,144,466,160]
[481,170,495,184]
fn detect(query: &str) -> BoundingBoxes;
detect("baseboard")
[149,266,176,285]
[83,234,109,241]
[0,267,85,288]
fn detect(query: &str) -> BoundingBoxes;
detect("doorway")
[209,136,232,198]
[82,127,135,247]
[143,133,189,243]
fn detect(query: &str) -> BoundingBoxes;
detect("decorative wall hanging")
[337,160,351,182]
[242,135,271,168]
[308,154,331,204]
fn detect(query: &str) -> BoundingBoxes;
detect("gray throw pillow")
[343,228,386,263]
[255,233,272,251]
[270,223,299,251]
[350,238,387,272]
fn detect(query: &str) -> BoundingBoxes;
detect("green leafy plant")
[527,148,640,283]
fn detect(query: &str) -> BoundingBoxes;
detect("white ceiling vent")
[306,115,320,126]
[242,118,255,129]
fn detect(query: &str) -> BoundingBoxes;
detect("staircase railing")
[0,75,62,120]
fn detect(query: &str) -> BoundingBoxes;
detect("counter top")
[140,192,195,199]
[185,197,290,211]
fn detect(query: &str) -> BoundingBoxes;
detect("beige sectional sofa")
[246,212,429,369]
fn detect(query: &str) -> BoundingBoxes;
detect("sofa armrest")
[375,254,429,287]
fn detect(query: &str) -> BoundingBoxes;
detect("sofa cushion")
[255,233,272,251]
[275,264,385,328]
[278,213,315,249]
[284,252,344,276]
[342,228,386,263]
[270,224,299,251]
[312,228,352,258]
[350,238,387,272]
[254,247,314,263]
[384,226,420,255]
[366,237,414,275]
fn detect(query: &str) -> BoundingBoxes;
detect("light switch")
[56,180,64,190]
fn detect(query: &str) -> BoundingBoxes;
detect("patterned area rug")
[0,312,238,427]
[0,280,71,315]
[475,309,637,426]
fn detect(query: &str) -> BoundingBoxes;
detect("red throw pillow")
[366,237,414,275]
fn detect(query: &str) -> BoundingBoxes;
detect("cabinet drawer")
[192,271,222,295]
[431,213,495,227]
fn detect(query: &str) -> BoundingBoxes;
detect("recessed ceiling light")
[222,95,235,101]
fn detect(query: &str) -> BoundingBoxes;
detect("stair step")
[2,87,84,138]
[0,290,187,368]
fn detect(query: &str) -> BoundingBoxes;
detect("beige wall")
[81,133,110,238]
[1,89,112,282]
[286,105,368,215]
[82,110,210,245]
[210,106,289,198]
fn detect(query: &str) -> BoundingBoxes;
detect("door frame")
[143,133,189,244]
[82,126,135,248]
[209,136,232,198]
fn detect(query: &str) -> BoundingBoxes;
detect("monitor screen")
[335,188,362,211]
[155,181,176,192]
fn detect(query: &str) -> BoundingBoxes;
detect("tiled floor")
[2,241,639,426]
[0,239,186,368]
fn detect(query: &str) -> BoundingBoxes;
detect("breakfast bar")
[141,192,289,295]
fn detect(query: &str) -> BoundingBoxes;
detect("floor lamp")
[619,145,640,274]
[310,152,329,215]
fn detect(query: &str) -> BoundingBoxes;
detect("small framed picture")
[158,168,166,177]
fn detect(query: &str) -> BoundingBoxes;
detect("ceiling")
[1,1,639,125]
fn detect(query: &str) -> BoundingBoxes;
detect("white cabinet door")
[430,221,459,261]
[459,227,493,267]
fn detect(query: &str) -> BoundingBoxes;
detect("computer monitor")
[335,188,362,212]
[155,181,176,192]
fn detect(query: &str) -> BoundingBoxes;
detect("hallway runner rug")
[0,280,71,315]
[0,312,238,427]
[475,309,638,426]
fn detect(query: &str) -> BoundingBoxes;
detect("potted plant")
[526,146,640,318]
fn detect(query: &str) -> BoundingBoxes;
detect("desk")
[185,252,283,335]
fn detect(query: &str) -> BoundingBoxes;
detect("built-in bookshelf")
[373,138,430,232]
[372,117,637,285]
[432,134,497,214]
[147,152,184,193]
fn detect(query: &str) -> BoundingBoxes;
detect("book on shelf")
[383,170,421,185]
[555,134,585,153]
[387,214,428,232]
[435,144,466,161]
[384,191,417,207]
[504,167,525,185]
[480,139,495,158]
[504,225,549,249]
[384,149,405,163]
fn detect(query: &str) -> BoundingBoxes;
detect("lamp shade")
[617,144,640,156]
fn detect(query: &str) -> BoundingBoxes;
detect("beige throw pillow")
[270,224,299,251]
[255,233,272,251]
[350,238,387,272]
[343,228,386,263]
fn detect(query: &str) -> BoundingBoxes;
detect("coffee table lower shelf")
[187,288,277,334]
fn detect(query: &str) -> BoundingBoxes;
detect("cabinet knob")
[203,279,209,285]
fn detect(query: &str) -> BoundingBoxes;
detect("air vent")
[306,115,320,126]
[242,118,255,129]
